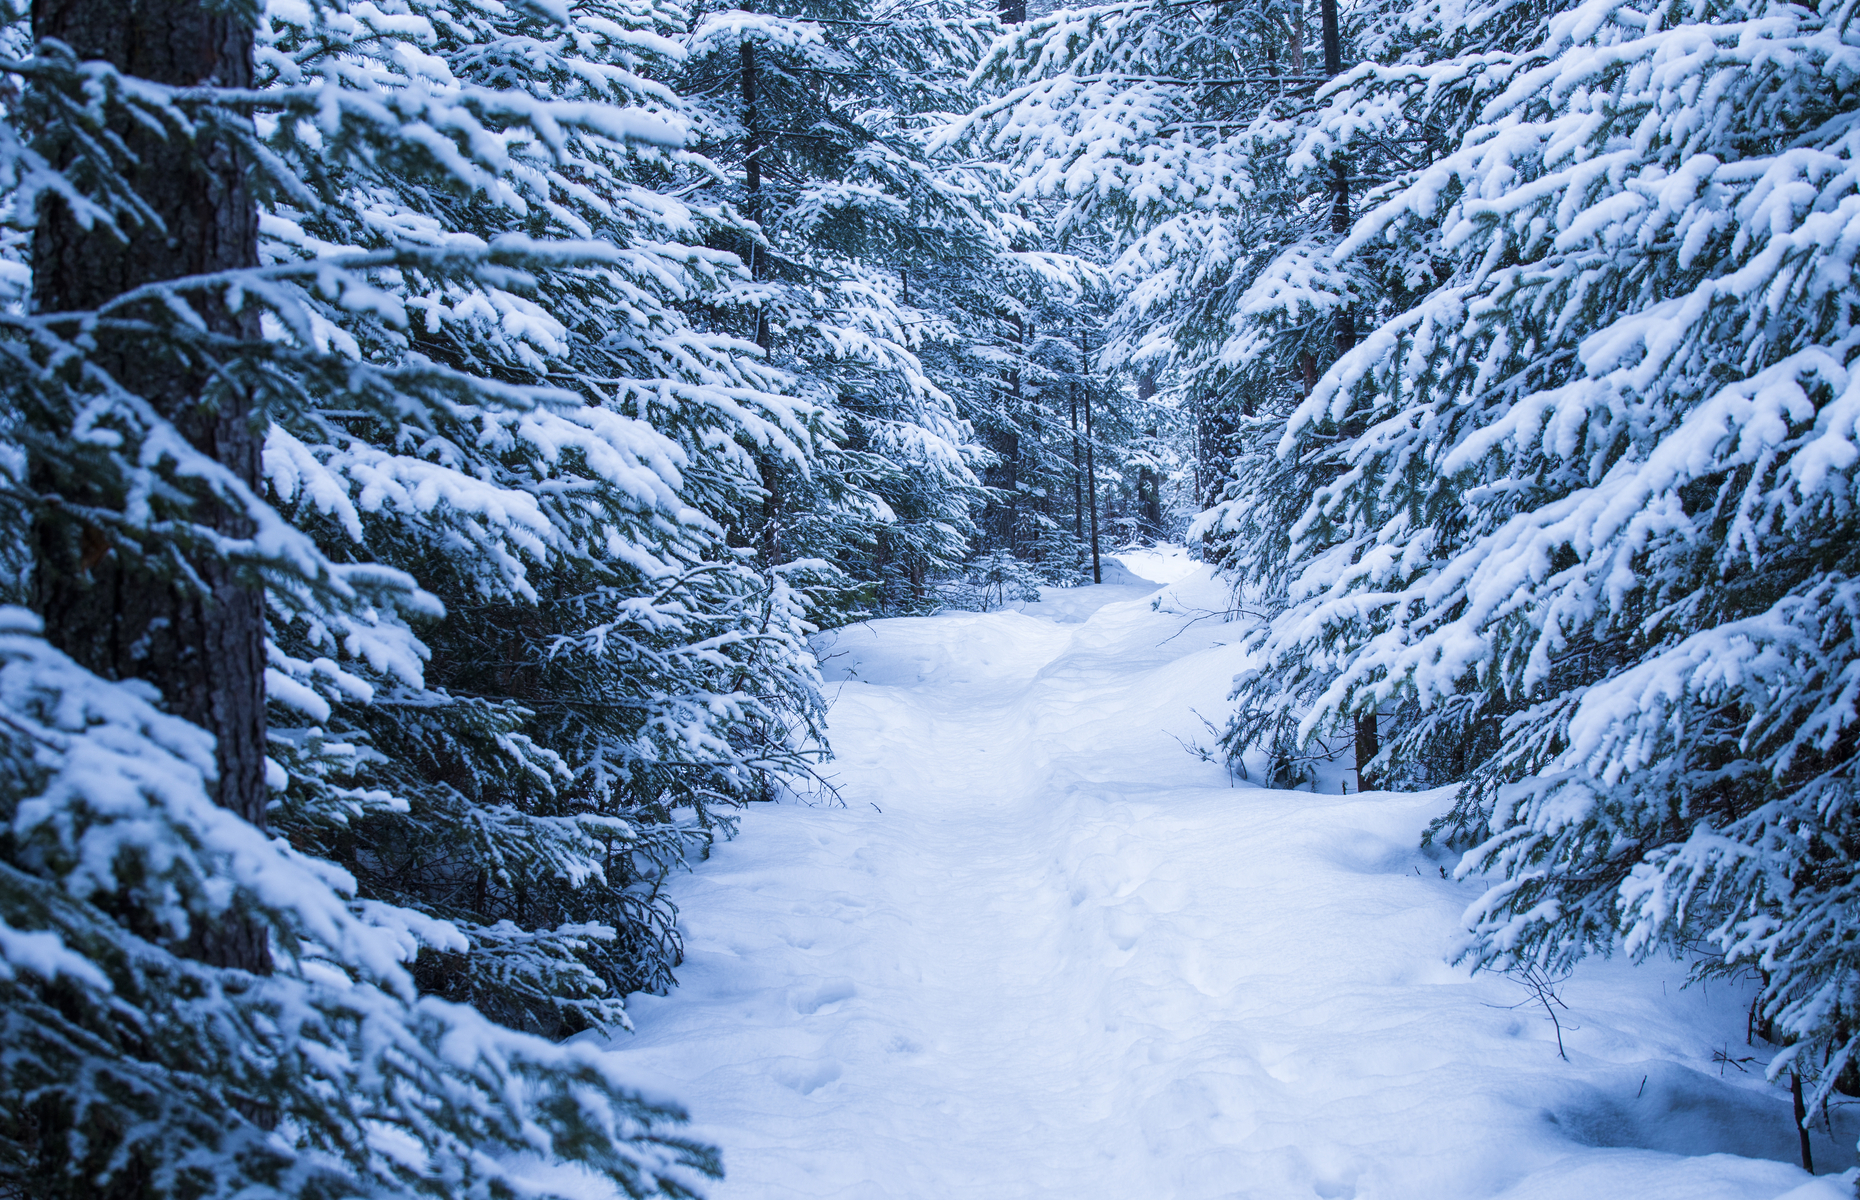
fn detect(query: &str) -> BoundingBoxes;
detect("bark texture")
[1354,713,1379,792]
[29,0,268,972]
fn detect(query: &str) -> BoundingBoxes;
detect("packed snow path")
[600,559,1859,1200]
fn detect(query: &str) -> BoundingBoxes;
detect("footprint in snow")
[768,1057,842,1096]
[789,977,857,1015]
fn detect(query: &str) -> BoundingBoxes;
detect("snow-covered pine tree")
[962,238,1123,584]
[0,0,831,1193]
[257,0,831,1034]
[1234,0,1860,1103]
[1199,0,1586,790]
[948,0,1371,616]
[958,0,1336,503]
[678,0,996,614]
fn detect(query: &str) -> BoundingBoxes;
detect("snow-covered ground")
[1106,542,1203,585]
[594,555,1860,1199]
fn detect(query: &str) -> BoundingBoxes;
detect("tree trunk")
[1322,0,1354,362]
[1069,381,1083,542]
[985,423,1021,551]
[1136,372,1161,540]
[984,310,1024,554]
[29,0,268,974]
[1191,396,1203,509]
[741,37,783,563]
[1086,401,1101,583]
[1004,313,1024,553]
[1322,10,1369,793]
[1792,1070,1814,1173]
[1320,0,1343,76]
[1140,442,1162,538]
[741,37,769,352]
[1354,712,1379,792]
[1198,404,1240,509]
[1081,332,1101,583]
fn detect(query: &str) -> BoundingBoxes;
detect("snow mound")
[1111,543,1201,584]
[813,610,1074,690]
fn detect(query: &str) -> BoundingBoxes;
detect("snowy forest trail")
[597,561,1858,1200]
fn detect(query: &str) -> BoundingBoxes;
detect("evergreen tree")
[1219,0,1860,1106]
[258,0,832,1034]
[969,0,1860,1117]
[950,0,1338,593]
[1195,0,1577,789]
[0,0,835,1194]
[964,247,1121,583]
[679,0,998,614]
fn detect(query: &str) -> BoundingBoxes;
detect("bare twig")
[1712,1044,1755,1075]
[1167,707,1247,784]
[1485,963,1578,1061]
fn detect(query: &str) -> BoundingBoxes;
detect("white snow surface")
[593,557,1860,1199]
[1108,542,1204,584]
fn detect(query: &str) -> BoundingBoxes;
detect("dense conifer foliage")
[0,0,816,1194]
[1082,0,1860,1113]
[10,0,1860,1187]
[1268,0,1860,1107]
[678,0,998,612]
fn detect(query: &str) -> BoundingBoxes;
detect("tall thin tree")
[1314,0,1377,790]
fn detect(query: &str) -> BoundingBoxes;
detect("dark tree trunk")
[984,424,1020,551]
[1024,318,1043,560]
[1190,396,1202,511]
[758,454,783,567]
[1086,399,1100,583]
[29,0,267,973]
[741,37,784,564]
[1320,0,1343,76]
[1007,313,1024,552]
[1324,0,1354,357]
[1354,712,1379,792]
[1198,404,1240,509]
[1080,331,1100,583]
[1322,0,1355,356]
[1322,10,1369,793]
[986,311,1025,553]
[1136,372,1161,539]
[872,525,891,607]
[741,37,769,352]
[1069,381,1083,542]
[1318,1,1372,791]
[1139,444,1162,538]
[1330,157,1355,370]
[1793,1070,1814,1173]
[997,0,1026,25]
